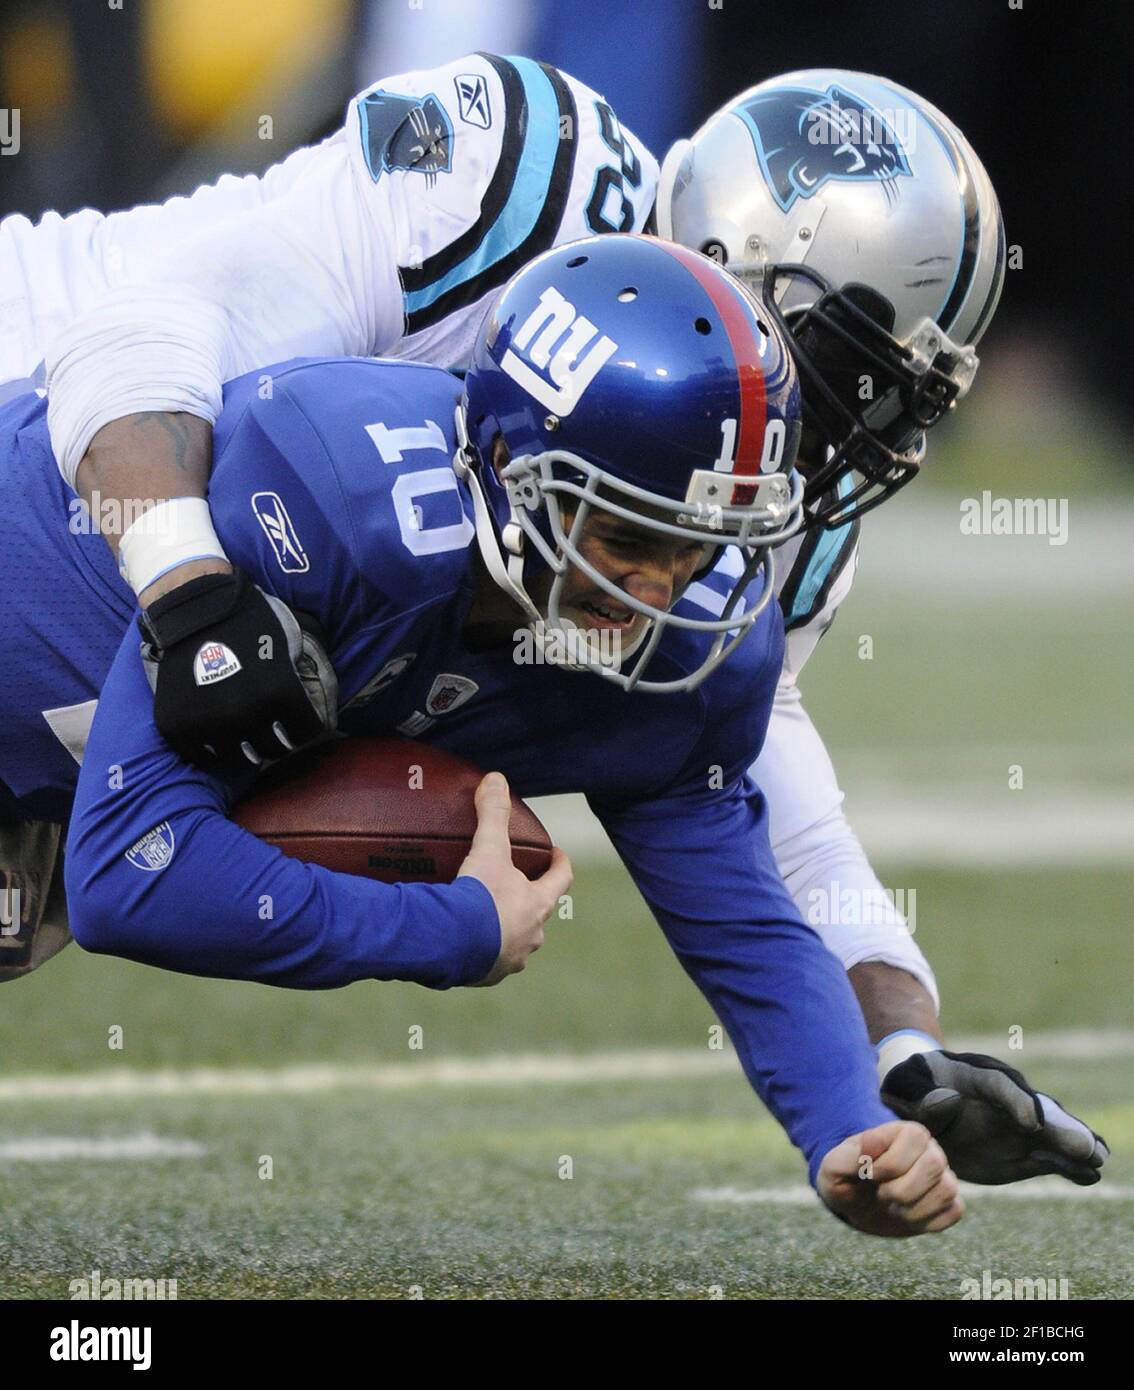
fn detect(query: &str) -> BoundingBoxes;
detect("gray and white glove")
[881,1049,1108,1186]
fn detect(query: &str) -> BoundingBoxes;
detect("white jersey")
[0,53,657,481]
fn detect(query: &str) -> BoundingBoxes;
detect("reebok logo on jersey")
[455,73,491,129]
[193,643,242,686]
[252,491,309,573]
[501,286,617,417]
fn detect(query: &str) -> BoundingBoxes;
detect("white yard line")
[0,1131,206,1161]
[0,1032,1130,1105]
[691,1179,1134,1206]
[530,789,1134,866]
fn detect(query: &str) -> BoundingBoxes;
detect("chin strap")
[452,405,542,630]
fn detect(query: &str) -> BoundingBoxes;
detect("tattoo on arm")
[132,411,194,472]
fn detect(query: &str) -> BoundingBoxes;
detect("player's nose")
[622,552,680,610]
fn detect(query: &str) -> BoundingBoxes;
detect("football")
[232,736,553,884]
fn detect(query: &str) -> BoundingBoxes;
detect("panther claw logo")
[358,90,454,185]
[738,83,912,212]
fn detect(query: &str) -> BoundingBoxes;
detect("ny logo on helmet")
[737,84,912,213]
[500,287,618,417]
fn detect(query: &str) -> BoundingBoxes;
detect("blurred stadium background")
[1,0,1131,1298]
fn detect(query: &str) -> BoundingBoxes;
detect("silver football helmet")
[657,69,1006,527]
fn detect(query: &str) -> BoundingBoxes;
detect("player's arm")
[64,359,570,988]
[47,50,529,528]
[759,675,1107,1186]
[76,411,227,599]
[64,623,498,989]
[589,774,960,1235]
[44,123,403,767]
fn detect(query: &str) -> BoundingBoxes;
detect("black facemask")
[760,263,972,529]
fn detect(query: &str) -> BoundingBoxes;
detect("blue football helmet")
[454,234,804,693]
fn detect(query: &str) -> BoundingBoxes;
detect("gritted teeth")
[582,599,632,622]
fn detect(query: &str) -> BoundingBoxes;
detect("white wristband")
[876,1029,940,1084]
[117,497,229,597]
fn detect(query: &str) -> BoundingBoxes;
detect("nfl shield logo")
[194,642,242,686]
[425,673,479,716]
[126,822,176,872]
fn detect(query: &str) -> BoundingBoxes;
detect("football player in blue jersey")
[0,236,964,1237]
[659,72,1106,1188]
[3,49,1101,1197]
[1,53,656,771]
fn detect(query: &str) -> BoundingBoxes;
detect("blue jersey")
[0,362,891,1182]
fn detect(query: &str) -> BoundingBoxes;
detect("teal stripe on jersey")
[404,57,561,316]
[784,475,856,628]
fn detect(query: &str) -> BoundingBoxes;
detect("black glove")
[881,1049,1109,1186]
[138,568,338,767]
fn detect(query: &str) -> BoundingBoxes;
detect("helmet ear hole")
[566,255,588,268]
[694,317,712,335]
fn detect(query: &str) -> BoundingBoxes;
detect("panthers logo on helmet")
[357,90,454,185]
[736,83,912,213]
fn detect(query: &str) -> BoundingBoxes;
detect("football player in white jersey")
[0,52,656,769]
[658,70,1106,1188]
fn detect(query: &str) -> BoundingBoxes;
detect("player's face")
[554,505,712,640]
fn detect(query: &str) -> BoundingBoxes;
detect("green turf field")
[2,498,1131,1301]
[3,858,1131,1300]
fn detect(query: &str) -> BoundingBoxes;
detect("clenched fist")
[818,1120,964,1237]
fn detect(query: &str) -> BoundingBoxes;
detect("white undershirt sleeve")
[753,676,941,1011]
[45,132,403,486]
[46,289,232,487]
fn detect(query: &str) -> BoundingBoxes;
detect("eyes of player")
[594,528,706,565]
